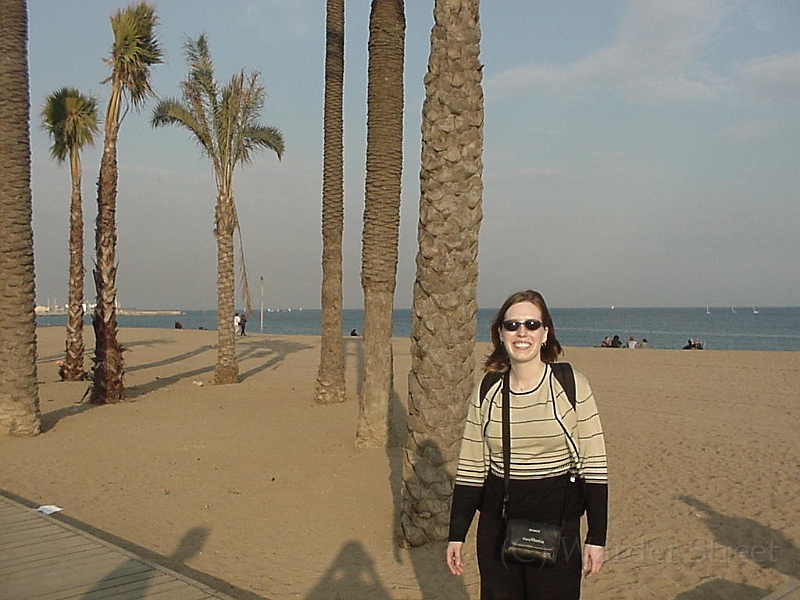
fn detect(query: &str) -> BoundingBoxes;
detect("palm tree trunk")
[215,192,238,384]
[401,0,484,545]
[0,0,41,436]
[91,92,125,404]
[316,0,347,404]
[357,0,405,447]
[61,148,86,381]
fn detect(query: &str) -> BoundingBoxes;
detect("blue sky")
[28,1,800,310]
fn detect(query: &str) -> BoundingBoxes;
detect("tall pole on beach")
[260,275,264,333]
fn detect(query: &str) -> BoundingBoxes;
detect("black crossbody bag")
[500,369,579,568]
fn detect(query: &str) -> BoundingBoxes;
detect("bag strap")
[501,367,576,524]
[550,362,576,410]
[479,370,503,407]
[501,370,512,519]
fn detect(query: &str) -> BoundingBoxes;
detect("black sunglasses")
[501,319,544,332]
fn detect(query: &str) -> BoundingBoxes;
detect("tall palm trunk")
[150,34,280,386]
[315,0,347,404]
[61,148,86,380]
[401,0,484,545]
[0,0,41,436]
[356,0,405,447]
[215,191,238,384]
[91,84,125,404]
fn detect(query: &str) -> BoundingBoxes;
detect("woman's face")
[499,301,548,366]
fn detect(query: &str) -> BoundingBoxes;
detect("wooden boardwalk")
[0,494,237,600]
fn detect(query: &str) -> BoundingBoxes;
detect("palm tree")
[315,0,347,405]
[0,0,41,436]
[401,0,484,545]
[152,35,284,384]
[41,88,99,382]
[356,0,405,447]
[91,2,163,404]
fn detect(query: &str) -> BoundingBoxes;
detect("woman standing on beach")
[446,290,608,599]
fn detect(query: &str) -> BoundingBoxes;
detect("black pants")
[477,512,583,600]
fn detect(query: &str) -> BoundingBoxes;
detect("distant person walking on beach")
[447,289,608,599]
[239,313,247,336]
[233,312,241,335]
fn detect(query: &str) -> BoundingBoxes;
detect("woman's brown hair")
[484,289,563,372]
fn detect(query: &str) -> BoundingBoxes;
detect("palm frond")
[41,87,100,163]
[149,31,283,318]
[105,2,164,109]
[246,126,285,160]
[152,98,214,155]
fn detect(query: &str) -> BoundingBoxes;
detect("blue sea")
[36,306,800,352]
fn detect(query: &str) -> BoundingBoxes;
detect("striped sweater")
[449,364,608,545]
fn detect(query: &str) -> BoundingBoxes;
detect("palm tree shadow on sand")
[675,578,771,600]
[677,495,800,577]
[122,337,312,399]
[386,391,470,600]
[674,495,800,600]
[237,337,314,381]
[344,336,364,397]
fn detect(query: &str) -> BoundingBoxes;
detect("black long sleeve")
[584,482,608,546]
[448,483,483,542]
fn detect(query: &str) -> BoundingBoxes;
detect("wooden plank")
[55,566,163,599]
[0,494,235,600]
[24,562,157,600]
[4,553,132,596]
[2,539,104,569]
[65,573,185,600]
[0,518,55,540]
[4,548,117,581]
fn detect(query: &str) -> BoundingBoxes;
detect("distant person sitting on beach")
[683,338,704,350]
[350,329,359,336]
[627,337,638,349]
[601,336,612,348]
[610,334,623,348]
[640,338,649,349]
[174,321,183,329]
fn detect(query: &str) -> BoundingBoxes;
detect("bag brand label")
[522,536,546,545]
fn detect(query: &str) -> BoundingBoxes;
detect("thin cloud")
[738,49,800,102]
[486,0,740,104]
[715,119,779,141]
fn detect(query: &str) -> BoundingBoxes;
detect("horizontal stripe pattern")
[455,365,608,487]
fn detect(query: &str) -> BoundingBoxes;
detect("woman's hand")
[583,544,605,578]
[446,541,464,576]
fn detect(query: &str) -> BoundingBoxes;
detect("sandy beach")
[2,326,799,600]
